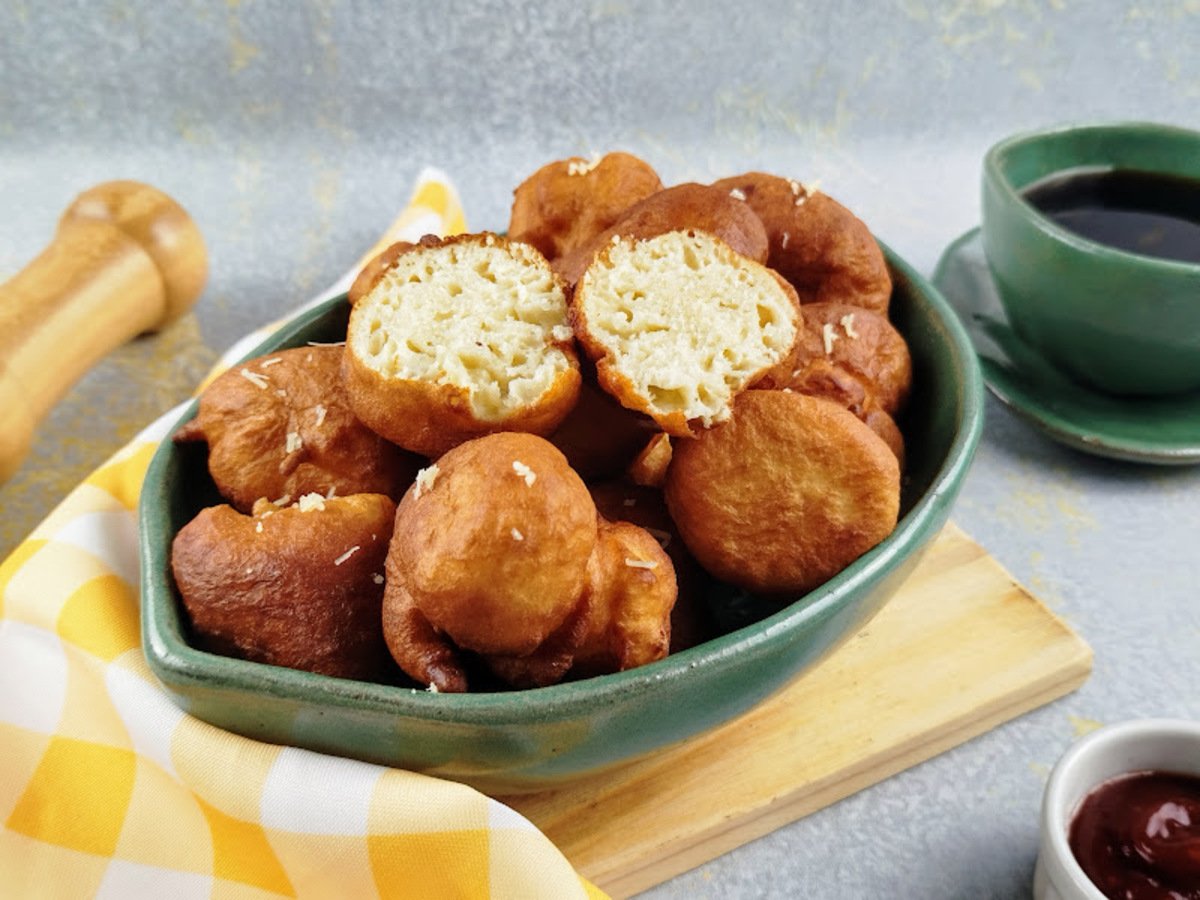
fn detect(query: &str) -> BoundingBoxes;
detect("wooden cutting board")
[502,523,1093,898]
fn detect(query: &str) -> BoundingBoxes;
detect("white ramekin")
[1034,717,1200,900]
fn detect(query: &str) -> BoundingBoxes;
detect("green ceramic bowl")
[140,244,983,794]
[982,121,1200,397]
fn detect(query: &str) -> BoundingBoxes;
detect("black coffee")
[1021,167,1200,264]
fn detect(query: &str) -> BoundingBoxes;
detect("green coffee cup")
[981,121,1200,397]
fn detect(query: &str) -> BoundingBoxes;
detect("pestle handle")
[0,181,207,483]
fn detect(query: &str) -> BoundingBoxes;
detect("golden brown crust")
[552,183,770,286]
[589,482,716,654]
[786,357,872,416]
[175,345,422,512]
[627,433,672,488]
[863,406,906,471]
[711,173,892,313]
[509,152,664,261]
[791,302,913,415]
[664,390,900,595]
[380,577,468,693]
[170,494,397,681]
[568,226,801,434]
[342,351,581,459]
[389,433,598,657]
[342,233,583,458]
[482,592,593,689]
[347,239,418,305]
[570,518,676,677]
[548,376,659,481]
[786,359,906,469]
[587,356,692,438]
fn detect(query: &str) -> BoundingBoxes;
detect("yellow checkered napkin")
[0,170,607,900]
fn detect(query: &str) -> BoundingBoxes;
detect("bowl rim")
[983,119,1200,277]
[1039,717,1200,899]
[140,243,984,726]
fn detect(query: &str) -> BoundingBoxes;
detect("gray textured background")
[2,1,1199,897]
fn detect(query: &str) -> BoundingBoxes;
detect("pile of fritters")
[170,151,910,692]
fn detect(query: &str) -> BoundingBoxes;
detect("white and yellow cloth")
[0,170,606,899]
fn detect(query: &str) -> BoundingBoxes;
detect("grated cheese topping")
[822,322,840,355]
[780,231,790,249]
[285,431,303,453]
[239,368,269,390]
[728,187,747,201]
[512,460,536,486]
[372,573,385,585]
[624,558,658,570]
[566,152,602,176]
[511,527,524,542]
[313,404,327,427]
[255,521,263,534]
[840,313,859,339]
[790,178,822,207]
[298,493,326,512]
[413,464,440,498]
[334,545,360,566]
[259,357,283,368]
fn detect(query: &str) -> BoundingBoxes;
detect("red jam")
[1069,770,1200,900]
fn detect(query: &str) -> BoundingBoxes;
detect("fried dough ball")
[664,390,900,595]
[553,183,770,286]
[548,376,658,481]
[627,433,672,488]
[171,494,397,681]
[788,359,906,468]
[791,302,912,415]
[568,518,676,677]
[712,173,892,313]
[174,346,420,513]
[347,240,416,305]
[388,433,598,659]
[863,405,906,471]
[382,557,597,693]
[590,481,716,654]
[380,580,468,693]
[571,229,800,437]
[481,593,594,689]
[508,152,664,261]
[343,234,582,458]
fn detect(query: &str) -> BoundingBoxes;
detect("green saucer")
[933,227,1200,465]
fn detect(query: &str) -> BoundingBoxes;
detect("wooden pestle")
[0,181,207,483]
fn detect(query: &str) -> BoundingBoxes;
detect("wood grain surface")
[504,523,1093,898]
